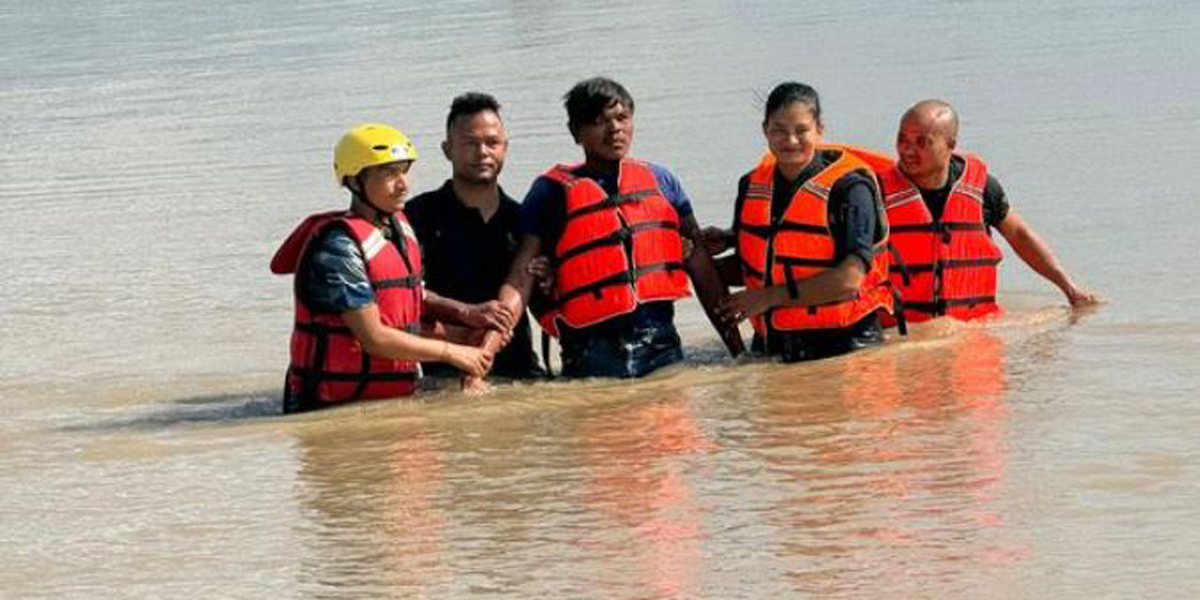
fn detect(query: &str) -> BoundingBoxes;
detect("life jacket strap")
[565,189,659,220]
[553,261,685,306]
[553,220,678,266]
[372,273,424,289]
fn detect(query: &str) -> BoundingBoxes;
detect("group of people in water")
[270,77,1099,413]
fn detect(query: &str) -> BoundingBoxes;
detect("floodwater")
[3,0,1199,597]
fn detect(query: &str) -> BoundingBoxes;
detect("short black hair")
[446,92,502,133]
[563,77,635,135]
[764,82,821,126]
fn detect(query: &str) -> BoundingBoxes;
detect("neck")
[451,178,500,212]
[350,195,391,225]
[909,162,951,190]
[776,162,806,183]
[583,155,621,175]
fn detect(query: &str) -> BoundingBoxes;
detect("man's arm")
[459,234,544,392]
[996,210,1099,307]
[423,290,516,331]
[342,303,493,377]
[718,255,867,321]
[680,215,745,356]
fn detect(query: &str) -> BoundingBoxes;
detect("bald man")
[879,100,1097,325]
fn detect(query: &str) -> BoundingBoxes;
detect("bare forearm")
[355,321,455,362]
[423,291,471,324]
[1000,215,1077,294]
[780,257,865,307]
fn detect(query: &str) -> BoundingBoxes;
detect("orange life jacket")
[538,160,691,336]
[270,211,423,411]
[880,154,1002,323]
[736,146,894,336]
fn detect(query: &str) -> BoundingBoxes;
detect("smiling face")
[360,160,413,214]
[763,101,824,179]
[573,100,634,165]
[444,109,507,186]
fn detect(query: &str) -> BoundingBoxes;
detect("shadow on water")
[58,391,283,433]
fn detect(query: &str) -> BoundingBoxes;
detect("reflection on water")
[732,328,1021,597]
[275,329,1028,598]
[295,418,450,595]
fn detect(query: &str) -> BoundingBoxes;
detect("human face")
[360,160,412,214]
[444,110,507,186]
[895,114,953,185]
[763,102,823,178]
[574,101,634,164]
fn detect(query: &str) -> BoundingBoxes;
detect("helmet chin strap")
[349,174,395,222]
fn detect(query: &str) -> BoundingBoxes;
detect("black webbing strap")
[903,295,996,316]
[775,256,839,268]
[372,273,423,289]
[565,189,658,220]
[892,288,908,336]
[554,220,679,266]
[736,223,773,239]
[553,261,685,306]
[784,266,800,300]
[349,345,372,402]
[887,242,912,286]
[740,258,765,281]
[773,222,829,234]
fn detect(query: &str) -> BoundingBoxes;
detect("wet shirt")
[404,181,541,377]
[731,150,883,361]
[918,155,1010,227]
[519,162,693,340]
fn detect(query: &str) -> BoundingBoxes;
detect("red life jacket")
[270,211,423,410]
[880,154,1002,323]
[736,146,894,337]
[537,159,691,336]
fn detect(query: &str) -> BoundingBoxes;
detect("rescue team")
[271,78,1099,413]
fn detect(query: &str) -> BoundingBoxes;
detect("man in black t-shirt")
[889,100,1098,317]
[405,93,544,384]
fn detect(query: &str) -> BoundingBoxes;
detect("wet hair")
[763,82,821,126]
[446,92,502,133]
[563,77,635,135]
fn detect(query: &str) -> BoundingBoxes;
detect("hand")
[718,287,783,324]
[461,376,493,395]
[527,255,555,296]
[444,343,494,378]
[459,300,516,331]
[700,226,732,256]
[1066,286,1103,308]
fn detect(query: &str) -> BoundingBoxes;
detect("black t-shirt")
[917,155,1010,227]
[404,181,541,377]
[730,150,884,360]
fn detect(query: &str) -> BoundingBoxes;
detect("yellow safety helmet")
[333,123,418,186]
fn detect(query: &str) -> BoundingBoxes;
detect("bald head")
[895,99,960,188]
[901,99,959,147]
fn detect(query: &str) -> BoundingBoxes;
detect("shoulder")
[642,162,692,215]
[521,175,565,206]
[405,181,452,216]
[310,225,361,259]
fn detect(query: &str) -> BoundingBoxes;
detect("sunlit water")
[3,1,1199,597]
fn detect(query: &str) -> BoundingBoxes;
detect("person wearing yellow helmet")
[270,123,498,413]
